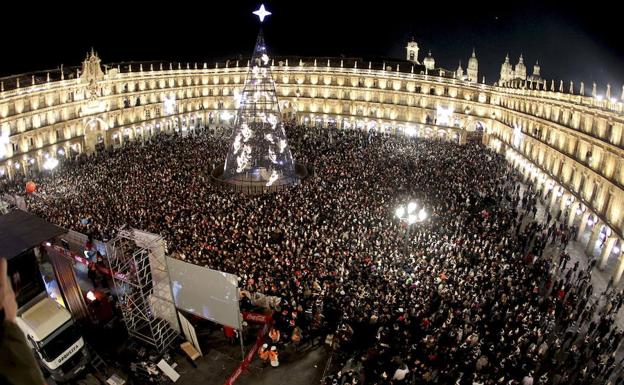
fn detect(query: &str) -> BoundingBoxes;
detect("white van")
[16,293,89,382]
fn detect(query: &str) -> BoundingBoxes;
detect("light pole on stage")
[395,201,428,256]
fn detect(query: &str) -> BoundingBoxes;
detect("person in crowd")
[291,325,302,350]
[258,343,270,367]
[392,362,409,381]
[223,325,236,345]
[269,327,281,345]
[269,345,279,368]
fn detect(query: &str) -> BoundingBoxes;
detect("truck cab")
[16,293,89,382]
[1,211,90,382]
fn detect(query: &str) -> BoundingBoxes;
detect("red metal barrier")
[242,311,273,324]
[224,316,272,385]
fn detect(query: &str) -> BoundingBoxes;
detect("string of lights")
[223,6,296,187]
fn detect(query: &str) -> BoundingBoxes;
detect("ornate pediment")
[81,48,105,83]
[79,49,107,116]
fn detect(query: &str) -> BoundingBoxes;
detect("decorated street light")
[395,201,428,255]
[43,157,59,171]
[221,111,233,123]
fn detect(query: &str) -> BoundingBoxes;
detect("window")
[145,110,151,119]
[12,143,19,153]
[29,137,35,148]
[56,129,63,141]
[39,321,80,361]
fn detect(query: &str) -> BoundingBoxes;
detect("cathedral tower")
[467,48,478,83]
[514,54,527,80]
[499,54,513,83]
[406,38,420,64]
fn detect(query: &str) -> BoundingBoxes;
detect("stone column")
[599,236,618,270]
[549,189,559,213]
[541,185,550,202]
[576,212,591,241]
[585,222,602,257]
[567,202,580,228]
[459,131,467,145]
[6,163,13,180]
[35,156,43,173]
[481,132,489,146]
[613,249,624,286]
[559,194,569,213]
[103,129,111,149]
[558,194,573,223]
[542,182,555,201]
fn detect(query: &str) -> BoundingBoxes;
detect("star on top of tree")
[253,4,272,23]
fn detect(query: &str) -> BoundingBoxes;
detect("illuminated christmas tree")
[222,5,296,187]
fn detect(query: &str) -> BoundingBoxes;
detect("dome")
[423,51,435,70]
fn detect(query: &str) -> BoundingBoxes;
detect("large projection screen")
[166,257,241,329]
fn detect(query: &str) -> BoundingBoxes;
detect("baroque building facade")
[500,53,543,85]
[456,49,479,84]
[1,51,624,282]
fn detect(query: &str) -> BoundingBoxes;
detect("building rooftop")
[0,209,66,259]
[0,55,454,94]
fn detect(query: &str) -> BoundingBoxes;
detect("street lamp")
[43,157,59,171]
[395,201,428,256]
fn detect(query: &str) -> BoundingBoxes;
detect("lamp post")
[43,156,59,177]
[395,201,428,256]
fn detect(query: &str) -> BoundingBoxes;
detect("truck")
[10,250,89,382]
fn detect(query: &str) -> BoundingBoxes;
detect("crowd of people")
[2,125,623,385]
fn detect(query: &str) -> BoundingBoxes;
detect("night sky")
[2,1,622,89]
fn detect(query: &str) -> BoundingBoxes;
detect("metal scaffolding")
[106,228,179,353]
